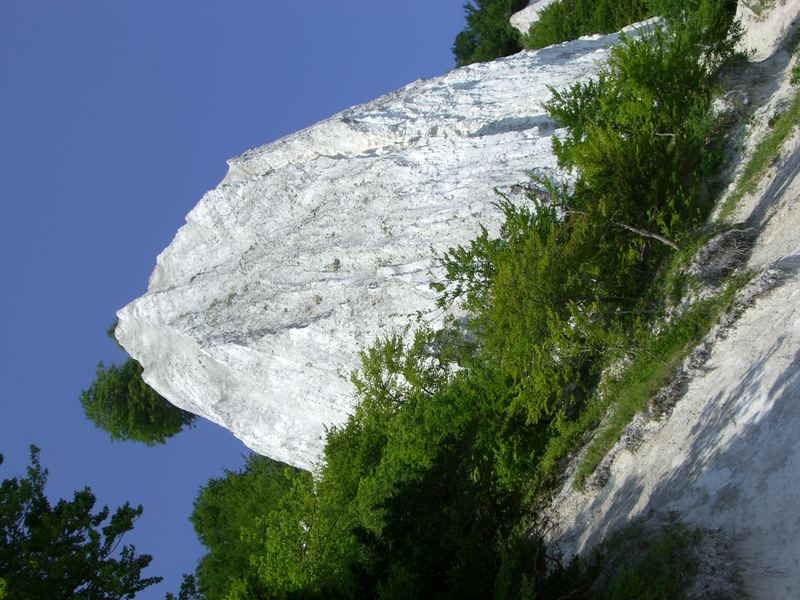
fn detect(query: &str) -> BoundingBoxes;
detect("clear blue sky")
[0,2,465,596]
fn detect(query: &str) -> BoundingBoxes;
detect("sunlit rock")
[117,25,651,470]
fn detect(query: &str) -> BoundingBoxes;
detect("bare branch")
[562,209,680,250]
[611,221,680,250]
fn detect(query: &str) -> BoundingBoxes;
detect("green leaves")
[452,0,527,66]
[0,446,160,599]
[247,469,317,596]
[523,0,651,50]
[80,358,195,446]
[189,455,301,599]
[543,20,735,263]
[522,0,739,53]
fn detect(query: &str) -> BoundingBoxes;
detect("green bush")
[452,0,530,66]
[599,521,699,599]
[524,0,651,50]
[535,518,702,599]
[80,358,195,445]
[452,0,739,66]
[523,0,738,51]
[189,455,304,599]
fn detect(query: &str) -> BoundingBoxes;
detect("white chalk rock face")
[117,27,642,471]
[735,0,800,61]
[510,0,557,34]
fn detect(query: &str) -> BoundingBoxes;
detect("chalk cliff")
[118,3,800,594]
[116,25,653,470]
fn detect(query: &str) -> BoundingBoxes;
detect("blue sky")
[0,2,466,596]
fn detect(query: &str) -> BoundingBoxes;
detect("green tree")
[452,0,529,66]
[0,446,161,599]
[165,574,202,600]
[80,358,195,445]
[189,455,301,599]
[544,5,740,250]
[179,7,744,597]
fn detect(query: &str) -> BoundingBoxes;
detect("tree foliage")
[452,0,530,66]
[165,573,202,600]
[80,358,196,446]
[189,454,304,599]
[524,0,651,50]
[0,446,160,599]
[451,0,739,68]
[523,0,738,51]
[545,2,740,245]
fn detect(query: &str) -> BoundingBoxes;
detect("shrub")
[523,0,738,51]
[189,455,305,599]
[524,0,651,50]
[182,7,744,597]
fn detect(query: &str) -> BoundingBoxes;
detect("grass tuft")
[571,274,751,488]
[718,85,800,220]
[743,0,775,18]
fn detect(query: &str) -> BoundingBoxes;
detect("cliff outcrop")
[116,25,650,469]
[118,2,800,595]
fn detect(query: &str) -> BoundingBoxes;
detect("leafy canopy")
[189,454,302,599]
[80,358,196,445]
[0,446,160,599]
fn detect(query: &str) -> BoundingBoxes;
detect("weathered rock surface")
[117,26,653,470]
[736,0,800,61]
[510,0,556,34]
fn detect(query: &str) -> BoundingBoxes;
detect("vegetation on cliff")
[719,42,800,219]
[454,0,740,64]
[523,0,651,50]
[174,3,743,598]
[452,0,531,66]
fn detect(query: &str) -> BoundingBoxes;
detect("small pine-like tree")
[80,358,195,445]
